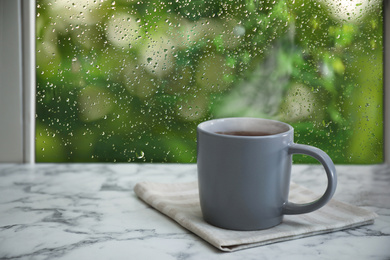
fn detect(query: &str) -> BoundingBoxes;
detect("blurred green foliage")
[36,0,383,164]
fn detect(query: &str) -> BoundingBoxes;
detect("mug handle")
[282,143,337,215]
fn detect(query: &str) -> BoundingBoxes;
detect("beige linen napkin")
[134,181,377,252]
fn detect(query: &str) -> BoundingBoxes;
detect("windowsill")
[0,163,388,257]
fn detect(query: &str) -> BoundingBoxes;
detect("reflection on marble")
[0,164,389,259]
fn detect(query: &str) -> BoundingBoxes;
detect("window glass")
[36,0,383,163]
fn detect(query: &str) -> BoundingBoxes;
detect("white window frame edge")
[384,0,390,166]
[22,0,36,163]
[1,0,389,165]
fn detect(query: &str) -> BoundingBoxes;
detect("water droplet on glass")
[136,150,145,159]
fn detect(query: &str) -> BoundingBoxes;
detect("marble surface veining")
[0,163,389,259]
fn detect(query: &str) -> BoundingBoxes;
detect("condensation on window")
[36,0,383,163]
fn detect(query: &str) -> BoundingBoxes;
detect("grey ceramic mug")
[197,117,337,231]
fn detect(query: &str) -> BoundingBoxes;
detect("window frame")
[0,0,388,164]
[0,0,35,163]
[0,0,23,162]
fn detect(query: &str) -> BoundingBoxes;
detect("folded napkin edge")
[219,218,376,252]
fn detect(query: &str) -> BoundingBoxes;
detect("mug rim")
[197,117,293,139]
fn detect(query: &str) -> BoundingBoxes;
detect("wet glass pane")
[36,0,383,163]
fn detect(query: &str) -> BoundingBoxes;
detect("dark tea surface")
[215,131,273,136]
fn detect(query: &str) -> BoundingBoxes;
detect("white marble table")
[0,163,389,259]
